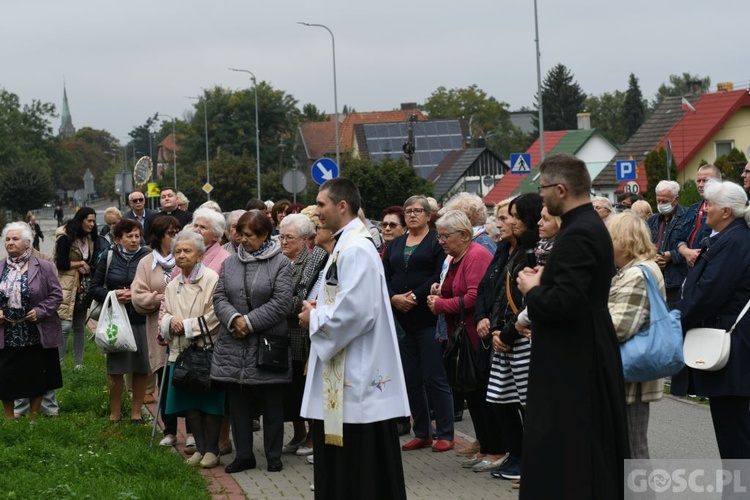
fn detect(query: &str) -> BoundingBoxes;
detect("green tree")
[342,157,433,218]
[534,64,587,132]
[680,179,700,207]
[0,162,56,217]
[0,89,56,168]
[301,103,329,123]
[623,73,647,140]
[204,150,258,210]
[651,73,711,110]
[714,148,748,184]
[127,113,159,162]
[585,91,627,146]
[644,148,677,207]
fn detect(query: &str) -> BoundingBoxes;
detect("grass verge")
[0,338,209,499]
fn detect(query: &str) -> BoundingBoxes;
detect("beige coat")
[160,266,221,363]
[131,253,169,373]
[54,226,94,321]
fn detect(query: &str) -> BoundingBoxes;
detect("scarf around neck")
[1,248,32,309]
[236,238,273,263]
[151,249,175,272]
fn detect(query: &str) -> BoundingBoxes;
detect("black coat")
[521,204,628,500]
[676,218,750,397]
[91,246,150,325]
[383,231,445,331]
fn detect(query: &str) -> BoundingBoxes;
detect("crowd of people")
[2,154,750,499]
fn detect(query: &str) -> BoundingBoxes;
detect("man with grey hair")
[647,180,691,307]
[677,164,722,268]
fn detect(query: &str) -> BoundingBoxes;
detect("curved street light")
[297,22,340,166]
[228,67,262,199]
[157,113,178,191]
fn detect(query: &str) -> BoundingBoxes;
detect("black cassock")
[521,203,629,500]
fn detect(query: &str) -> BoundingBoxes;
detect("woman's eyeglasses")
[380,222,402,229]
[404,208,425,216]
[166,230,178,237]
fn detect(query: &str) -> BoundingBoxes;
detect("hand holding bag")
[87,250,113,322]
[443,297,480,393]
[683,299,750,371]
[172,316,217,392]
[94,290,137,353]
[619,265,684,383]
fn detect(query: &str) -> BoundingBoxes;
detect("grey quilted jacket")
[210,240,293,385]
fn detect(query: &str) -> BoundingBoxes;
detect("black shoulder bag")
[443,297,480,392]
[172,316,217,392]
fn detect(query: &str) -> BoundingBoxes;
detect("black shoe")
[267,460,283,472]
[225,459,257,474]
[252,419,261,432]
[453,410,463,422]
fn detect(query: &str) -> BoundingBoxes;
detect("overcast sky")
[2,0,747,145]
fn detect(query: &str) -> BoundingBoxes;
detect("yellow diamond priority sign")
[202,183,213,194]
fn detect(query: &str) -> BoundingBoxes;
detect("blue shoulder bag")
[620,265,685,383]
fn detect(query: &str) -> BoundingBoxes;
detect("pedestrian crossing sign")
[509,153,532,174]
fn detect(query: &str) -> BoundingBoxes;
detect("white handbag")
[683,299,750,371]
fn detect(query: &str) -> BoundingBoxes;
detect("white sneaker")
[159,435,176,446]
[296,446,313,456]
[306,454,314,464]
[184,436,196,454]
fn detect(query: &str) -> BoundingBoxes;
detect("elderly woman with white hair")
[0,222,63,419]
[677,179,750,458]
[592,196,615,224]
[222,210,246,254]
[443,192,496,254]
[278,213,317,455]
[184,208,231,276]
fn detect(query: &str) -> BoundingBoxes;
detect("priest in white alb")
[299,178,410,499]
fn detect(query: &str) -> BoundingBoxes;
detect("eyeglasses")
[314,225,323,232]
[404,208,425,216]
[436,231,459,241]
[165,230,178,237]
[130,198,145,203]
[278,234,299,242]
[537,184,559,194]
[380,222,402,229]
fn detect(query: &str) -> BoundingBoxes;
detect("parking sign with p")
[616,160,637,181]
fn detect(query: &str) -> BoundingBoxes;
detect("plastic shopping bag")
[94,290,137,353]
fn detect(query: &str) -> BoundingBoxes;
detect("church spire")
[59,82,76,138]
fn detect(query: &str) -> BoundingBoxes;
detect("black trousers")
[226,383,284,463]
[312,418,406,500]
[465,386,507,455]
[709,396,750,459]
[492,402,525,457]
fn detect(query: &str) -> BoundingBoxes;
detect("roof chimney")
[577,112,591,130]
[717,82,734,92]
[687,79,704,95]
[401,102,418,111]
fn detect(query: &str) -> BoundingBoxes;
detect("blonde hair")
[443,192,488,225]
[607,211,656,261]
[493,197,515,217]
[631,200,653,219]
[104,207,122,225]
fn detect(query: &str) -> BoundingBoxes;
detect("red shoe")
[432,440,455,452]
[401,437,433,451]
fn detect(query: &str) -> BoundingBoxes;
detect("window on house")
[464,179,481,195]
[715,140,734,159]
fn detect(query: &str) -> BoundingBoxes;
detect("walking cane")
[149,347,170,449]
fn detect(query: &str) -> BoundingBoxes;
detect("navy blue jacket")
[383,231,445,331]
[680,200,712,250]
[676,218,750,397]
[647,204,691,290]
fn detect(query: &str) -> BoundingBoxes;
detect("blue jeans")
[399,325,454,440]
[59,305,87,366]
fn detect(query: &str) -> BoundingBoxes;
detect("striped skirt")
[486,337,531,405]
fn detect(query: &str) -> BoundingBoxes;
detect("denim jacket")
[647,204,691,290]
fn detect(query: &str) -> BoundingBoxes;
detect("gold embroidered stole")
[321,223,372,447]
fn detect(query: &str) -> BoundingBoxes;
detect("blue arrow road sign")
[509,153,532,174]
[311,158,339,185]
[616,160,637,181]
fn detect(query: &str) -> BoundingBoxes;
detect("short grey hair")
[403,195,432,216]
[192,208,226,240]
[176,191,190,209]
[279,213,314,239]
[443,192,488,225]
[199,200,222,213]
[698,164,722,180]
[592,196,614,213]
[655,180,680,198]
[226,209,246,226]
[171,229,206,255]
[435,210,472,240]
[2,222,33,247]
[704,179,749,219]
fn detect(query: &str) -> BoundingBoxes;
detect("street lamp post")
[187,95,211,200]
[228,67,262,199]
[534,0,545,162]
[298,22,339,166]
[157,113,178,191]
